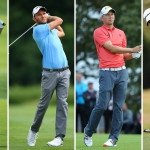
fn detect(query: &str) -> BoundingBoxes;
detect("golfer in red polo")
[84,6,141,147]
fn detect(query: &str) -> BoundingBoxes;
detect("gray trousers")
[31,69,71,138]
[85,69,128,142]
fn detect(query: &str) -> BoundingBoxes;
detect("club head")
[47,12,50,16]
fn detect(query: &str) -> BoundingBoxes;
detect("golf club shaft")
[9,23,36,47]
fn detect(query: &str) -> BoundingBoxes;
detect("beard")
[35,18,47,24]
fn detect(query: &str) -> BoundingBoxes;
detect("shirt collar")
[102,25,115,31]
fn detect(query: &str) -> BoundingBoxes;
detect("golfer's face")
[34,10,47,24]
[102,11,115,25]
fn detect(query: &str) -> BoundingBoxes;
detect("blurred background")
[76,0,141,137]
[9,0,74,149]
[0,1,7,100]
[143,0,150,149]
[0,0,7,149]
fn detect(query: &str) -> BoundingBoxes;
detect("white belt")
[100,66,126,71]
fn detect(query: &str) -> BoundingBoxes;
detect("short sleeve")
[94,28,110,46]
[52,28,58,35]
[122,31,127,48]
[33,24,50,41]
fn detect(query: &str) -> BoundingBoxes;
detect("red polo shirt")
[94,25,126,68]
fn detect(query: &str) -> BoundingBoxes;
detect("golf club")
[9,23,36,47]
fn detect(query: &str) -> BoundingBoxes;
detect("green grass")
[0,5,7,99]
[0,0,7,15]
[143,133,150,150]
[76,133,141,150]
[143,89,150,150]
[9,103,74,150]
[0,100,7,150]
[9,84,74,105]
[0,2,7,148]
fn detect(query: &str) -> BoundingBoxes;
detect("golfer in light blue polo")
[27,6,71,147]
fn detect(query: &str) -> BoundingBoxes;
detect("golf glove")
[0,19,6,28]
[132,52,141,59]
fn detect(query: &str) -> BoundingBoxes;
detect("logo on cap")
[100,6,116,19]
[32,6,47,17]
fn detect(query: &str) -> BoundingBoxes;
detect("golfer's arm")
[123,54,133,60]
[56,26,65,37]
[47,16,63,30]
[103,41,133,54]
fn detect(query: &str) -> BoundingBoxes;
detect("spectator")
[122,103,133,134]
[132,110,141,134]
[83,82,97,125]
[76,73,87,132]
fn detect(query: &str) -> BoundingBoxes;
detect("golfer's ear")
[33,17,36,22]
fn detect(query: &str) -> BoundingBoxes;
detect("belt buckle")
[49,69,53,71]
[110,68,115,71]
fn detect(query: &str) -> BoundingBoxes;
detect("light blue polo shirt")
[33,24,68,69]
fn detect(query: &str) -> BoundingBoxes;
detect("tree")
[76,0,141,112]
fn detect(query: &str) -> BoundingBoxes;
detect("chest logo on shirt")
[119,34,122,37]
[106,33,110,38]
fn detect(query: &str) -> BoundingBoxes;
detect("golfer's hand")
[0,19,6,28]
[131,45,141,53]
[132,52,141,59]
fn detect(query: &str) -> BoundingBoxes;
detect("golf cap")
[100,6,116,19]
[144,8,150,26]
[32,6,47,17]
[88,82,93,85]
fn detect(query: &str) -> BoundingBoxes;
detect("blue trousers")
[85,69,128,142]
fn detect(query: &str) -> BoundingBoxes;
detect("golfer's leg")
[55,69,71,137]
[31,71,58,132]
[109,70,128,142]
[85,71,114,137]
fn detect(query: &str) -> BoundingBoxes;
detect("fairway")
[143,89,150,150]
[9,103,74,150]
[76,133,141,150]
[0,100,7,150]
[0,0,7,148]
[0,5,7,100]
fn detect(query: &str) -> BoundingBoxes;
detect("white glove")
[0,19,6,28]
[132,52,141,59]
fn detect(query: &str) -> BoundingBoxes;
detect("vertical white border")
[74,0,76,150]
[141,0,143,149]
[7,0,9,149]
